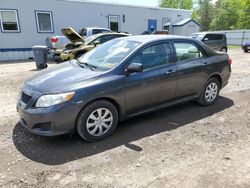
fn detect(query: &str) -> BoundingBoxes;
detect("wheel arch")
[220,46,228,52]
[74,96,123,132]
[208,74,222,88]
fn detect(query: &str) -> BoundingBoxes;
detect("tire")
[76,100,119,142]
[197,78,220,106]
[244,48,248,53]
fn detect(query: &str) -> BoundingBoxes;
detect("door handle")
[203,62,208,66]
[166,69,175,74]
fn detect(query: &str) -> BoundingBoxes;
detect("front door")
[125,42,176,115]
[148,19,157,33]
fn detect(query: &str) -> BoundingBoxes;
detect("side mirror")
[125,63,143,75]
[93,41,100,46]
[203,38,209,41]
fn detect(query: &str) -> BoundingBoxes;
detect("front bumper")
[242,45,250,50]
[17,91,82,136]
[60,53,75,61]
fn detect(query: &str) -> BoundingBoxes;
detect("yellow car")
[60,27,130,61]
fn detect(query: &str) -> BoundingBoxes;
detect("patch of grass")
[228,45,241,49]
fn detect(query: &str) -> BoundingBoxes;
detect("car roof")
[84,27,111,30]
[193,32,226,35]
[120,35,190,43]
[93,32,131,37]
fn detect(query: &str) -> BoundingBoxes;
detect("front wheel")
[197,78,220,106]
[76,100,119,142]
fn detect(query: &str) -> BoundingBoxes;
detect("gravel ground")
[0,49,249,188]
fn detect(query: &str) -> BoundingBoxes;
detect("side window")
[0,9,20,32]
[204,34,223,41]
[174,42,204,62]
[101,35,114,43]
[131,43,173,69]
[101,29,111,33]
[113,34,126,39]
[92,29,102,35]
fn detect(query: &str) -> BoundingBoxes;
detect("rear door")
[124,42,176,115]
[173,40,209,99]
[202,34,224,51]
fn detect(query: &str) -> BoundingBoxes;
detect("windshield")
[79,39,141,70]
[84,35,98,44]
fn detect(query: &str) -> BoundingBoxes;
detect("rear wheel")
[76,100,119,142]
[197,78,220,106]
[244,48,248,53]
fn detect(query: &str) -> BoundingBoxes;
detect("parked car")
[17,35,231,142]
[152,31,169,35]
[78,27,111,38]
[242,41,250,53]
[191,32,228,53]
[60,27,130,61]
[141,31,169,35]
[47,27,112,62]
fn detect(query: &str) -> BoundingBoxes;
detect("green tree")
[210,0,243,30]
[238,0,250,29]
[160,0,193,10]
[196,0,214,31]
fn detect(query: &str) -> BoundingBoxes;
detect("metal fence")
[207,30,250,45]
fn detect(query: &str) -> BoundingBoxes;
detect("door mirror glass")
[126,63,143,75]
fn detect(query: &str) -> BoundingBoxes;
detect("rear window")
[204,34,224,41]
[79,28,87,36]
[93,29,110,35]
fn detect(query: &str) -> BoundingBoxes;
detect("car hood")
[61,27,85,43]
[24,61,102,93]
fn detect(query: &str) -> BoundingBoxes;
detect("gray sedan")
[17,35,231,142]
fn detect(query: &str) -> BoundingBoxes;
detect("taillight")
[51,37,58,43]
[228,58,232,65]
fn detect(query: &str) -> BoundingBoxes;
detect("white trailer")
[0,0,199,61]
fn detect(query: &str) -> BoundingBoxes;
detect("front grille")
[21,92,32,104]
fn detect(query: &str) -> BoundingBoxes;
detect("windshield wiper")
[77,59,97,71]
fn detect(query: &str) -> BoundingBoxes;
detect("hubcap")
[86,108,113,136]
[205,82,218,102]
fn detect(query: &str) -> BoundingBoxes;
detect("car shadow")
[13,96,234,165]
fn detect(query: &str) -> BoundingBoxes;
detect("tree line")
[159,0,250,31]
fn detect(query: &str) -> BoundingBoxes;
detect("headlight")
[35,92,75,108]
[63,50,72,54]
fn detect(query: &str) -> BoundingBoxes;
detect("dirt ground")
[0,49,249,188]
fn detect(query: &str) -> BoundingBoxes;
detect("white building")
[0,0,200,61]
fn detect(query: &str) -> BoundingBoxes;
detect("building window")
[0,9,20,32]
[35,11,53,33]
[162,18,171,33]
[108,15,119,32]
